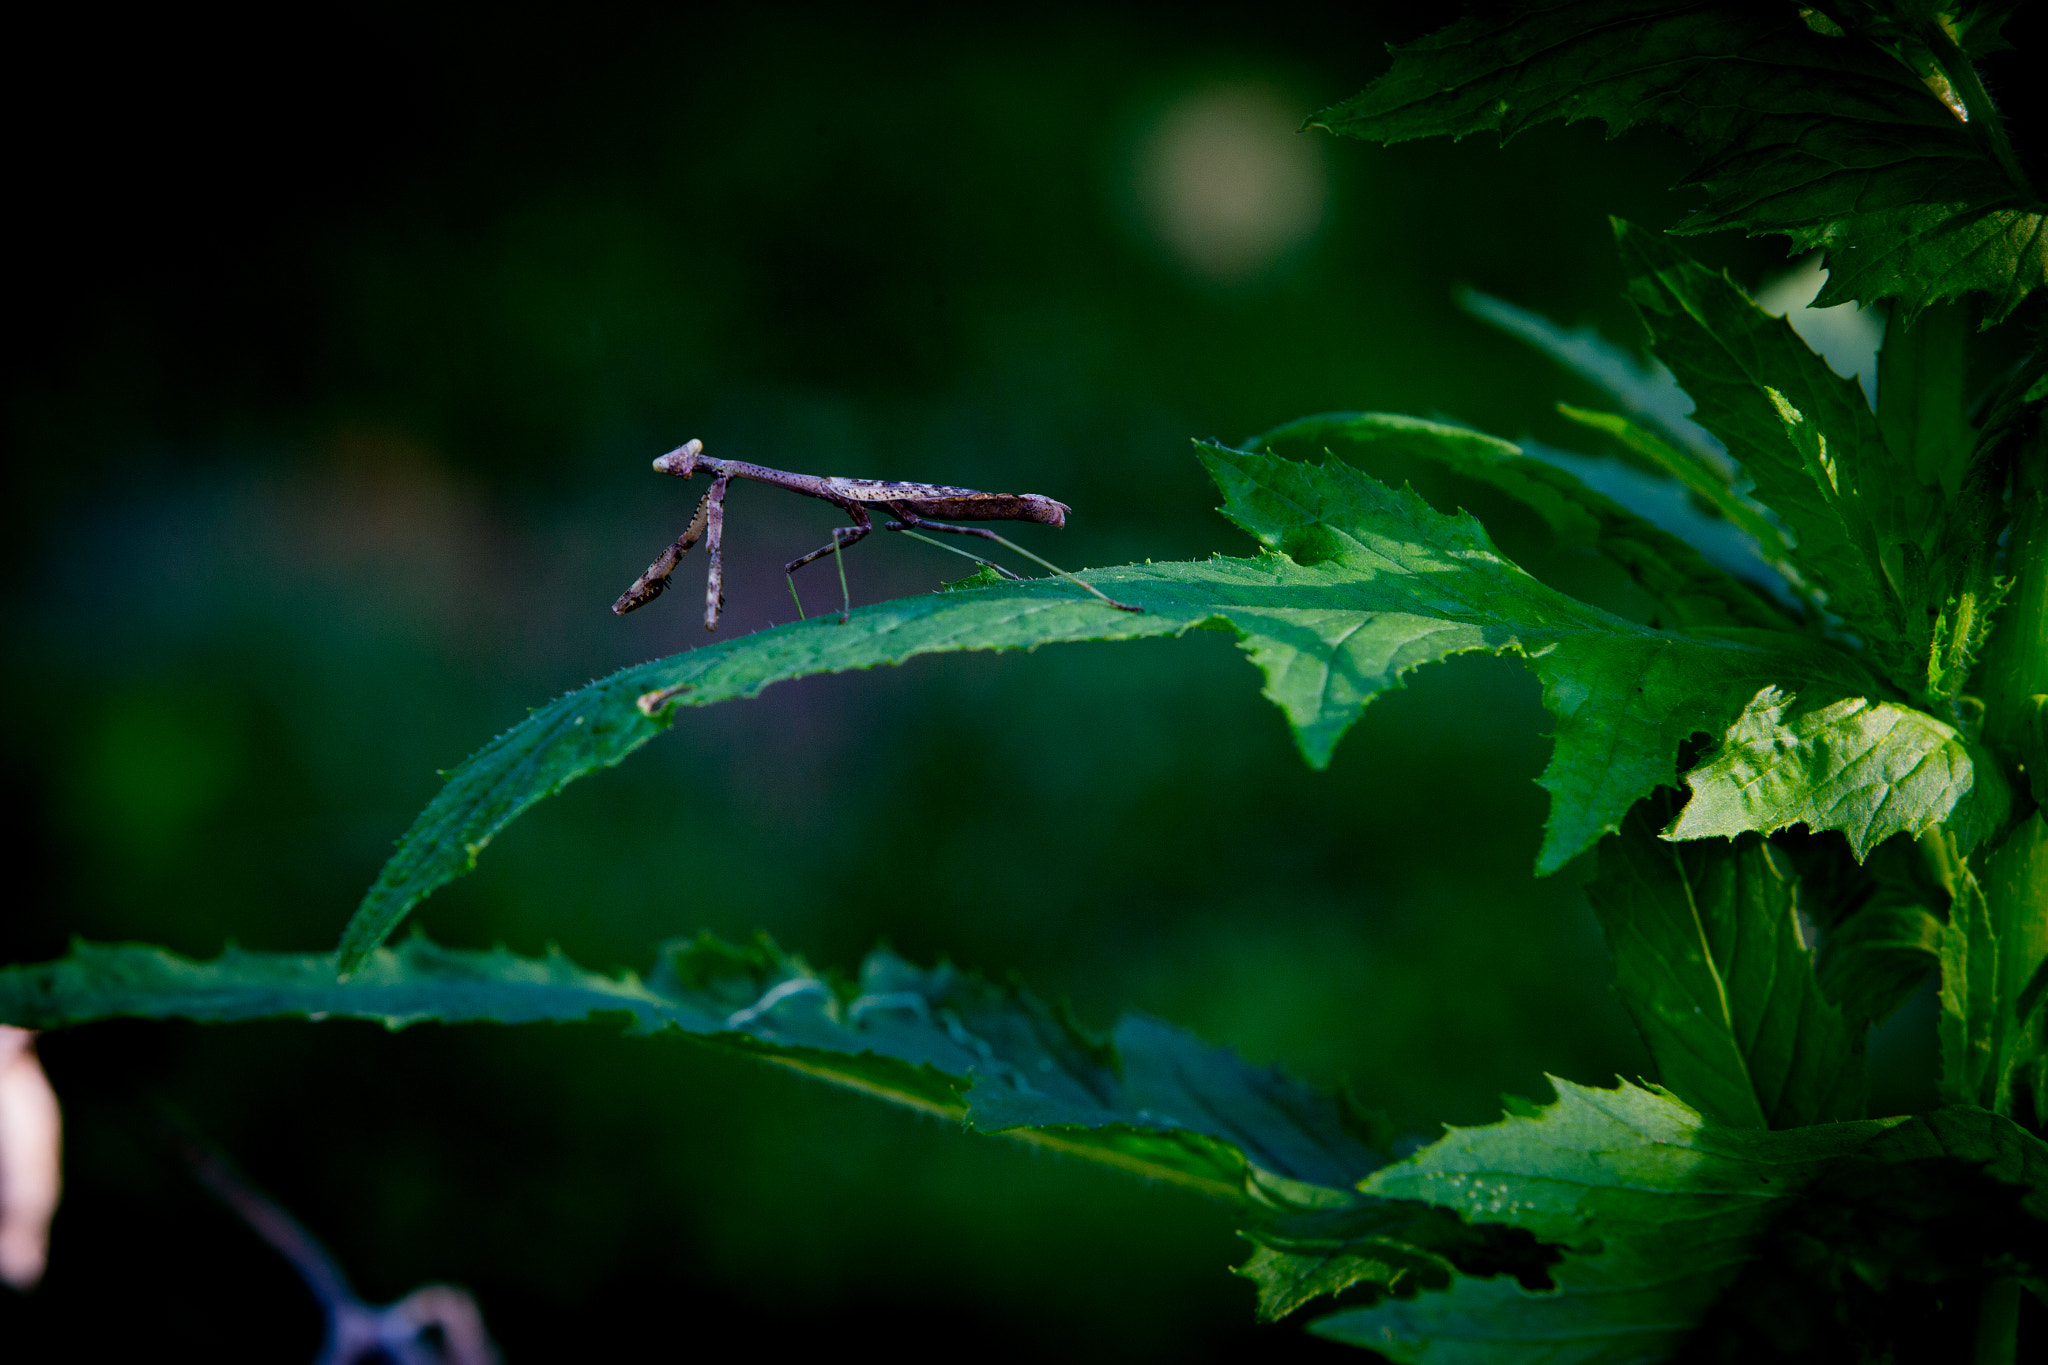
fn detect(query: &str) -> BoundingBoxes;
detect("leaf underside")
[0,932,1384,1201]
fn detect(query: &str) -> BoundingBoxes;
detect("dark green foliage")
[0,933,1385,1200]
[1313,1081,2048,1363]
[1818,900,1945,1029]
[1312,0,2047,321]
[1247,412,1793,631]
[1587,804,1863,1128]
[1940,815,2048,1121]
[1679,1106,2048,1362]
[1236,1199,1559,1324]
[10,2,2046,1360]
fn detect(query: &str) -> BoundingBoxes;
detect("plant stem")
[1979,426,2048,764]
[1973,1277,2021,1365]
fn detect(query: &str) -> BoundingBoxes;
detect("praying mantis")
[611,439,1142,629]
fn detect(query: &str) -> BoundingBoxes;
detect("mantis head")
[652,439,704,479]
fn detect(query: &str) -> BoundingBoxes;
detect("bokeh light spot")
[1133,85,1327,284]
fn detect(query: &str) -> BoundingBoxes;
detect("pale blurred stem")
[1973,1277,2020,1365]
[1978,425,2047,757]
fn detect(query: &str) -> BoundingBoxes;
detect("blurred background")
[4,4,2039,1359]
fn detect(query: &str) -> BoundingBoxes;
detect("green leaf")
[1940,813,2048,1121]
[1816,899,1944,1030]
[342,442,1881,968]
[1237,1198,1558,1324]
[1617,222,1906,657]
[0,932,1386,1201]
[1253,413,1598,544]
[1311,1080,2048,1363]
[1238,1237,1446,1325]
[938,563,1008,592]
[1314,2,2048,321]
[1875,302,1974,500]
[1515,438,1797,610]
[1629,230,2014,714]
[343,578,1185,973]
[1587,805,1862,1129]
[1199,442,1872,877]
[1249,412,1793,631]
[1667,684,1979,857]
[1624,229,2017,713]
[1312,1077,1900,1363]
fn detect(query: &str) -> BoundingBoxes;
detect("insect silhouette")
[612,439,1142,630]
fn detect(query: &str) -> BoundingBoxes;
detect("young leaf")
[1456,286,1728,468]
[0,932,1385,1201]
[1625,228,2013,715]
[1617,222,1905,657]
[1237,1198,1557,1323]
[1454,288,1801,597]
[1311,1077,1900,1363]
[1314,2,2047,321]
[1587,806,1862,1129]
[341,442,1883,968]
[1940,813,2048,1121]
[1246,411,1792,630]
[937,563,1009,592]
[1238,1234,1452,1325]
[1666,685,1981,858]
[1551,402,1789,560]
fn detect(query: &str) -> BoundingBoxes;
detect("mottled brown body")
[611,438,1130,630]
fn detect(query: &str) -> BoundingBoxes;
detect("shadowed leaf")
[1588,806,1861,1128]
[0,933,1386,1201]
[1940,814,2048,1121]
[1314,2,2047,321]
[1311,1077,2046,1363]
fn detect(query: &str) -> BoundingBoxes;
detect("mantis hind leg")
[883,504,1141,614]
[784,507,872,624]
[783,521,872,575]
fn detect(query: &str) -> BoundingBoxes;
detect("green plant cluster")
[7,3,2045,1359]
